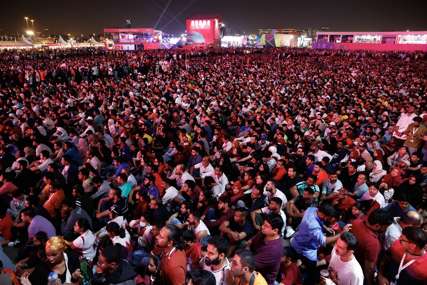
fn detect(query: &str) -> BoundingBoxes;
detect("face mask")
[205,256,221,266]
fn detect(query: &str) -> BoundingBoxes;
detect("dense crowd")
[0,47,426,285]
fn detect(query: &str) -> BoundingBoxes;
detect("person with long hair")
[28,236,81,285]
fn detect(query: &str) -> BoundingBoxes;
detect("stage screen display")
[186,17,220,45]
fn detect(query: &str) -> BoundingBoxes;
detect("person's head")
[400,226,427,255]
[269,197,283,213]
[143,174,153,186]
[187,269,216,285]
[408,175,417,185]
[149,198,159,210]
[187,212,201,227]
[78,167,89,181]
[218,195,230,212]
[329,172,338,183]
[287,166,296,178]
[108,186,121,201]
[202,156,210,167]
[265,181,276,192]
[401,211,422,227]
[20,208,35,224]
[40,150,50,160]
[179,202,190,215]
[205,236,228,267]
[155,225,176,249]
[97,244,125,274]
[250,184,263,199]
[45,236,67,265]
[261,214,284,237]
[306,175,316,186]
[233,208,248,225]
[182,230,197,248]
[74,218,91,235]
[116,173,128,185]
[368,184,378,198]
[33,231,48,247]
[348,162,357,173]
[351,203,363,218]
[231,249,256,278]
[394,191,411,209]
[317,202,338,225]
[335,232,358,259]
[367,208,392,233]
[356,173,366,185]
[106,222,125,239]
[305,154,315,166]
[313,163,322,174]
[398,146,407,156]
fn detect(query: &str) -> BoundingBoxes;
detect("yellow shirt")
[253,272,268,285]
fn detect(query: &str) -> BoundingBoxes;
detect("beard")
[205,256,221,266]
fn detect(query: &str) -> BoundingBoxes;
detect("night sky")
[1,0,426,35]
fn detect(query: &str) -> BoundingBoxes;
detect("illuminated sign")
[190,20,211,30]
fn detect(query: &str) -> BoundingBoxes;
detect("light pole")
[24,17,29,28]
[30,19,34,28]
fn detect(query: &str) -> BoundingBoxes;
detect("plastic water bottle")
[48,272,61,285]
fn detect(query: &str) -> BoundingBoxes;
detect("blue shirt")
[290,207,326,261]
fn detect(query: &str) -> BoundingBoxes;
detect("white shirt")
[194,220,211,238]
[360,191,386,208]
[194,162,215,179]
[37,158,53,172]
[384,218,402,250]
[314,150,332,162]
[329,246,364,285]
[202,257,231,285]
[214,174,229,196]
[111,229,131,248]
[396,112,416,133]
[72,230,96,260]
[322,179,344,195]
[162,186,179,205]
[265,188,288,208]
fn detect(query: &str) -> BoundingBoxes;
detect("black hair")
[34,231,49,244]
[40,150,50,158]
[218,195,231,205]
[368,208,392,226]
[270,197,283,207]
[182,230,196,243]
[106,222,126,238]
[187,269,216,285]
[21,207,36,218]
[264,213,284,235]
[318,202,338,218]
[102,244,124,264]
[340,232,358,251]
[207,236,228,255]
[164,225,184,250]
[76,218,91,232]
[235,249,256,271]
[402,226,427,249]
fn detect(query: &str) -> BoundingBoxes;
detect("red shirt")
[160,247,187,285]
[390,239,427,280]
[351,217,381,265]
[280,261,302,285]
[0,213,13,241]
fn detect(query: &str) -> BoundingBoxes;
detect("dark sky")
[1,0,426,35]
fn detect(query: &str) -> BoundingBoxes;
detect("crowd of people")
[0,46,426,285]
